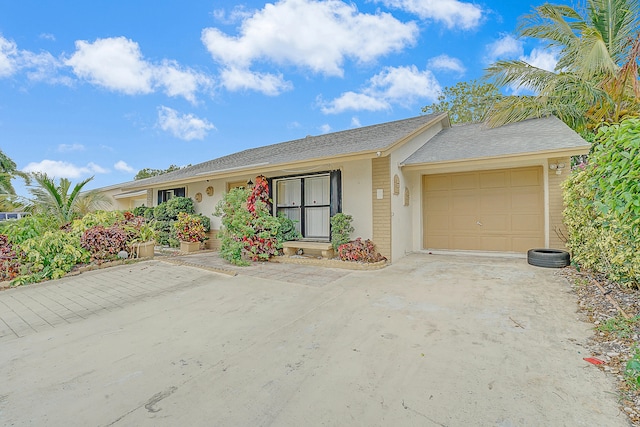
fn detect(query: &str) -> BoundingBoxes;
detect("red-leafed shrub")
[0,234,22,281]
[80,225,128,261]
[337,238,386,263]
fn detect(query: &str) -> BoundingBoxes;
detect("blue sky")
[0,0,568,197]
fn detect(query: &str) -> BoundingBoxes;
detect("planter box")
[180,241,201,253]
[133,240,155,258]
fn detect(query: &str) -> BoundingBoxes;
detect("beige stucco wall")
[341,159,373,243]
[390,120,444,261]
[547,156,571,249]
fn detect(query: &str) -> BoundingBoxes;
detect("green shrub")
[174,213,206,243]
[15,230,90,285]
[154,220,175,246]
[163,197,195,220]
[330,213,354,250]
[563,118,640,287]
[276,214,301,242]
[196,214,211,232]
[69,210,125,237]
[215,187,252,265]
[0,214,59,245]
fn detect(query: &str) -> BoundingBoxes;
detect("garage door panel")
[423,167,543,253]
[511,169,542,187]
[480,171,508,188]
[426,215,450,232]
[451,174,477,190]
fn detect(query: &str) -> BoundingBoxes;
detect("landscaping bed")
[565,268,640,426]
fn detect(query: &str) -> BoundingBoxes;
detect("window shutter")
[330,170,342,216]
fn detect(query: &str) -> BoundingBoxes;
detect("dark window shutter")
[330,170,342,216]
[157,190,163,204]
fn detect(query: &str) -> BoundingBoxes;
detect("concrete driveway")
[0,254,627,426]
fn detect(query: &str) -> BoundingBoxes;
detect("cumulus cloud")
[522,48,558,72]
[114,160,135,173]
[321,65,441,114]
[58,143,85,152]
[202,0,418,93]
[219,66,292,96]
[0,36,18,77]
[485,34,523,63]
[376,0,483,30]
[157,106,215,141]
[22,160,108,179]
[319,124,332,133]
[351,117,362,127]
[65,37,212,102]
[427,54,466,74]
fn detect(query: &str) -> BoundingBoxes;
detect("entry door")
[422,167,544,252]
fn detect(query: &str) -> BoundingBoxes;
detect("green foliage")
[174,212,206,243]
[215,181,280,265]
[422,80,502,124]
[153,196,194,221]
[626,346,640,389]
[485,0,640,131]
[337,238,386,263]
[596,315,640,339]
[15,230,90,285]
[276,213,301,242]
[215,187,252,265]
[154,220,174,246]
[330,213,354,250]
[196,214,211,232]
[133,205,154,218]
[134,164,189,180]
[69,210,125,237]
[563,118,640,287]
[0,213,59,245]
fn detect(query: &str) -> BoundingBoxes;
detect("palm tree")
[0,149,30,211]
[27,173,110,225]
[485,0,640,131]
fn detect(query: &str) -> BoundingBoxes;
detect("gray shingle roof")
[123,113,444,189]
[402,116,589,165]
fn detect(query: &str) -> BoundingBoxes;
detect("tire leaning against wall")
[527,249,571,268]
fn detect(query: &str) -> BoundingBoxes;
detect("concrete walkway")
[0,253,628,426]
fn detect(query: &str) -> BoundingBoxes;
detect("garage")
[422,166,544,252]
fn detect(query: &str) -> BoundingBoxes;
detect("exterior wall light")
[549,162,566,175]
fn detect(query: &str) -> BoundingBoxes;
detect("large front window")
[275,174,331,240]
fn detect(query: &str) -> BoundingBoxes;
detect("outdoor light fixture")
[247,179,254,187]
[549,162,566,175]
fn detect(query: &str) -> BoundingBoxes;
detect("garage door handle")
[477,221,483,226]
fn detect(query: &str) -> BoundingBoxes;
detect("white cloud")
[219,66,292,96]
[39,33,56,41]
[58,143,85,152]
[321,65,441,114]
[427,54,466,74]
[114,160,135,173]
[376,0,483,30]
[319,124,332,133]
[157,106,215,141]
[522,47,558,72]
[22,160,108,179]
[202,0,418,93]
[65,37,212,102]
[485,34,523,63]
[351,117,362,127]
[0,35,18,77]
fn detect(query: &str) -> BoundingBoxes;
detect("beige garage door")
[422,167,544,252]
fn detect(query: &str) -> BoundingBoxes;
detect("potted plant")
[174,212,206,253]
[131,220,157,258]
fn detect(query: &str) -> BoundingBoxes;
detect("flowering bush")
[337,238,386,263]
[174,212,206,243]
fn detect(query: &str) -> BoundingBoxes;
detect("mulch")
[564,267,640,425]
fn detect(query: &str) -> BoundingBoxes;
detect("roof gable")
[402,116,590,165]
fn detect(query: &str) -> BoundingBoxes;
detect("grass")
[597,315,640,339]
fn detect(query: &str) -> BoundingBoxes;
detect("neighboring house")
[99,113,589,262]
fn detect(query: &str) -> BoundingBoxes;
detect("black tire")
[527,248,570,268]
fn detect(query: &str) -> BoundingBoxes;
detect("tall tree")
[27,173,110,225]
[485,0,640,131]
[422,80,503,124]
[134,164,189,180]
[0,149,29,211]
